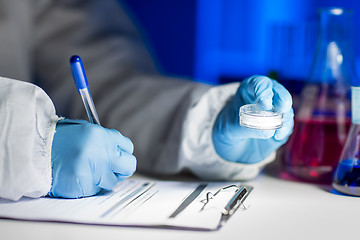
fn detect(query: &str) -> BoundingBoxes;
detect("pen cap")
[70,55,89,92]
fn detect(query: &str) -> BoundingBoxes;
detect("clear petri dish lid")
[239,104,283,130]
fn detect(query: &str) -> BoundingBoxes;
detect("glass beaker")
[332,86,360,196]
[283,8,357,183]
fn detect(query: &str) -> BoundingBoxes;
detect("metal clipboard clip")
[222,186,250,215]
[200,184,253,230]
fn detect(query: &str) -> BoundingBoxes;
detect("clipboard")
[0,179,252,231]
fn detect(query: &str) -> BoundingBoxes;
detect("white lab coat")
[0,0,275,200]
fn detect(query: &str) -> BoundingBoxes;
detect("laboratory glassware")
[283,8,357,183]
[239,104,283,130]
[332,86,360,196]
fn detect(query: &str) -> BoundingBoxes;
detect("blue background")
[121,0,360,87]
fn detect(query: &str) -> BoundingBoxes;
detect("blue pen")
[70,55,101,125]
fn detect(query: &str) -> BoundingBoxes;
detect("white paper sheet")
[0,179,251,230]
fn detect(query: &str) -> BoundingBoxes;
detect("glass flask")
[283,8,357,183]
[239,104,283,130]
[332,86,360,196]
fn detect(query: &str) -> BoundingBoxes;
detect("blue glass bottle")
[332,86,360,196]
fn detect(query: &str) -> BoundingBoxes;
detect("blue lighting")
[122,0,360,86]
[195,0,360,85]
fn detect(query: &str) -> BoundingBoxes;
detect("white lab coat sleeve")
[0,77,59,201]
[180,83,276,181]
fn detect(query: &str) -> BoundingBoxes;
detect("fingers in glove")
[242,75,274,109]
[106,128,134,153]
[111,147,137,177]
[272,80,293,113]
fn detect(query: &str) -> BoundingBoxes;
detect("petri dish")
[239,104,283,130]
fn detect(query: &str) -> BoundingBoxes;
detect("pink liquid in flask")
[284,117,351,183]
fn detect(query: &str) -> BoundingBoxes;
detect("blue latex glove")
[212,75,294,164]
[49,119,136,198]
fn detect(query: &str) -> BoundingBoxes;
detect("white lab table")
[0,160,358,240]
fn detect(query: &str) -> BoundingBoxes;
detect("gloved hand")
[49,119,136,198]
[212,75,294,164]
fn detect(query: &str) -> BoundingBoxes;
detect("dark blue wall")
[121,0,360,84]
[121,0,196,79]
